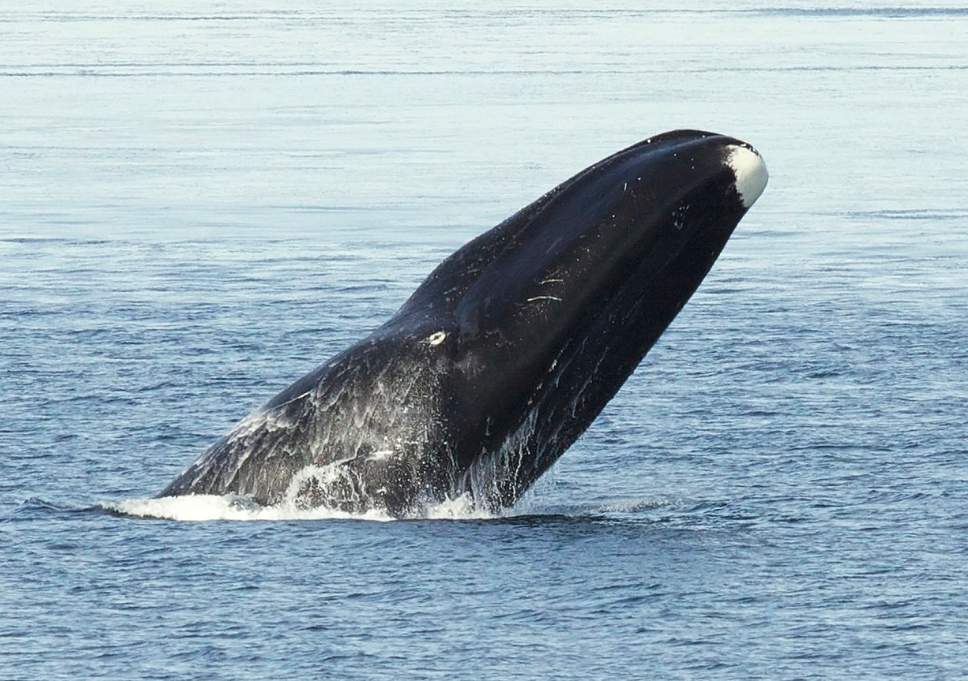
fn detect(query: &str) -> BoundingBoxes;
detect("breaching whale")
[159,130,768,515]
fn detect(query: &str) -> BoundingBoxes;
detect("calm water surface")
[1,2,966,679]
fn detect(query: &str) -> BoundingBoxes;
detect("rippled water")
[2,2,967,679]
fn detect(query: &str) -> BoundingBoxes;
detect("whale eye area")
[425,331,447,346]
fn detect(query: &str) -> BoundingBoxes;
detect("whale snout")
[725,144,769,209]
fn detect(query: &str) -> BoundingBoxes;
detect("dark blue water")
[2,2,966,679]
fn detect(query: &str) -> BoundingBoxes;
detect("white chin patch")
[725,145,769,209]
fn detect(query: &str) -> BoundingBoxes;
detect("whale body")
[159,130,768,515]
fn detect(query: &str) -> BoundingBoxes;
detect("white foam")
[422,493,499,520]
[100,495,395,522]
[101,492,675,523]
[100,493,504,522]
[725,145,769,208]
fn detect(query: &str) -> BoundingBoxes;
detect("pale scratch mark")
[368,449,393,461]
[267,390,313,411]
[539,278,564,285]
[526,296,563,303]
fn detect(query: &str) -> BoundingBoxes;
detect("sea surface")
[1,1,966,679]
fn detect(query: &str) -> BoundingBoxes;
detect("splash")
[100,494,393,522]
[422,493,498,520]
[99,491,507,522]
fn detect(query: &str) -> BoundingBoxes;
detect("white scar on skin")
[426,331,446,346]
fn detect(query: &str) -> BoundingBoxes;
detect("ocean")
[1,2,966,679]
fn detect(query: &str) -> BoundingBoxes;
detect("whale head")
[388,130,768,506]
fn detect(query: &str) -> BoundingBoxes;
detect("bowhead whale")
[160,130,768,515]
